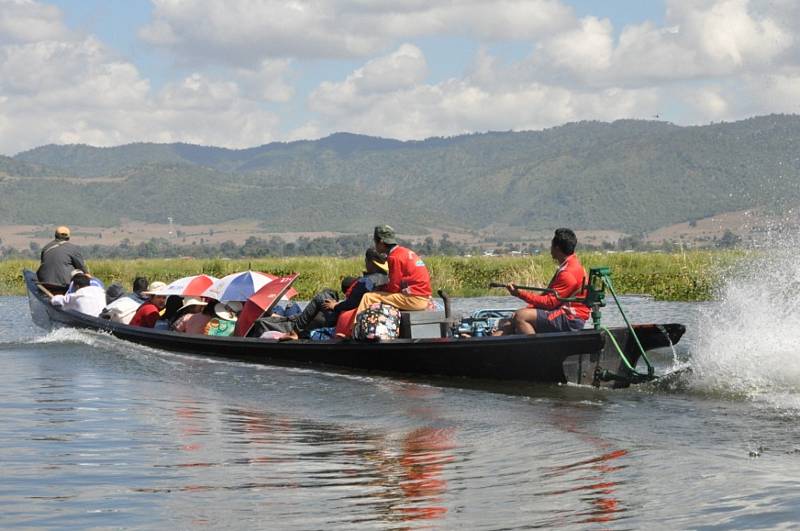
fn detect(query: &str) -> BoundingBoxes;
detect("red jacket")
[130,302,162,328]
[517,254,590,321]
[385,245,432,297]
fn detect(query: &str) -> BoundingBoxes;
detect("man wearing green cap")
[355,225,432,317]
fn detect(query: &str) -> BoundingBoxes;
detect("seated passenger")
[129,281,168,328]
[130,277,149,304]
[354,225,432,319]
[162,295,184,327]
[204,302,242,336]
[105,283,125,305]
[49,273,106,317]
[331,250,390,338]
[66,269,104,293]
[100,277,150,324]
[252,248,389,340]
[495,228,590,335]
[171,298,211,334]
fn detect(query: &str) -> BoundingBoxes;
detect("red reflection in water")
[543,411,630,525]
[397,426,455,522]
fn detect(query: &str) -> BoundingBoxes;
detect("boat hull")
[24,270,684,388]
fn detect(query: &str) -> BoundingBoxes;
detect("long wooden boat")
[24,270,685,388]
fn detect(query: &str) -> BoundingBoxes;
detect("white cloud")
[4,0,800,154]
[669,0,792,70]
[300,0,800,142]
[538,16,614,77]
[0,0,69,44]
[311,43,426,115]
[139,0,574,64]
[0,1,286,154]
[687,86,730,120]
[308,45,661,140]
[236,59,295,102]
[519,0,793,89]
[746,71,800,115]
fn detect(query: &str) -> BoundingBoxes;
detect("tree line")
[1,228,743,261]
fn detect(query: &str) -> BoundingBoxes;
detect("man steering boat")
[494,228,590,335]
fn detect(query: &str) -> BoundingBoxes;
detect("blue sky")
[0,0,797,154]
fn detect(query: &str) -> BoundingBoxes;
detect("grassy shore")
[1,250,745,301]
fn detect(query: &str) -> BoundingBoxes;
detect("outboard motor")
[456,309,515,337]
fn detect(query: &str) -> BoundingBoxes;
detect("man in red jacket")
[496,228,590,335]
[355,225,432,315]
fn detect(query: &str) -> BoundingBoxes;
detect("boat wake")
[31,327,106,346]
[687,243,800,412]
[0,327,99,350]
[14,324,402,389]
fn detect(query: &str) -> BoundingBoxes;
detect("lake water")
[2,288,800,529]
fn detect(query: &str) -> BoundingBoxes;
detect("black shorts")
[533,309,585,333]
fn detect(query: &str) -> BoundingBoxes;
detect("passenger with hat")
[354,225,432,318]
[204,301,242,336]
[327,248,390,338]
[129,281,168,328]
[171,297,212,334]
[36,226,89,289]
[259,248,389,340]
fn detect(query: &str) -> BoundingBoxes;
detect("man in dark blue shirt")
[322,248,388,317]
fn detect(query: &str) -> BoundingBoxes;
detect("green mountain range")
[5,114,800,233]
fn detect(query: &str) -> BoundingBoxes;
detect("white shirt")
[101,295,143,324]
[51,286,107,317]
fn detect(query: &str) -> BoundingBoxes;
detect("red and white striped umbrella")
[159,274,218,297]
[202,271,298,303]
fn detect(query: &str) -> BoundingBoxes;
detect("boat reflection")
[151,389,457,527]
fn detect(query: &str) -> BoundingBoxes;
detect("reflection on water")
[4,295,800,528]
[65,381,460,528]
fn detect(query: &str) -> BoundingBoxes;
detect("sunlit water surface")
[2,289,799,529]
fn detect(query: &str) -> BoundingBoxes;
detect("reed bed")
[1,250,746,301]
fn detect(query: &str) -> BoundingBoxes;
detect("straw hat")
[141,281,167,296]
[365,248,389,273]
[214,301,243,321]
[179,297,208,312]
[55,226,71,240]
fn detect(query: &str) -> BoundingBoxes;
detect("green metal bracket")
[585,267,609,330]
[576,266,656,381]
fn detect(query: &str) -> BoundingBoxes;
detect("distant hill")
[0,154,59,178]
[7,115,800,233]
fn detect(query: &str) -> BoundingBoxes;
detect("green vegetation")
[1,251,745,301]
[6,115,800,233]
